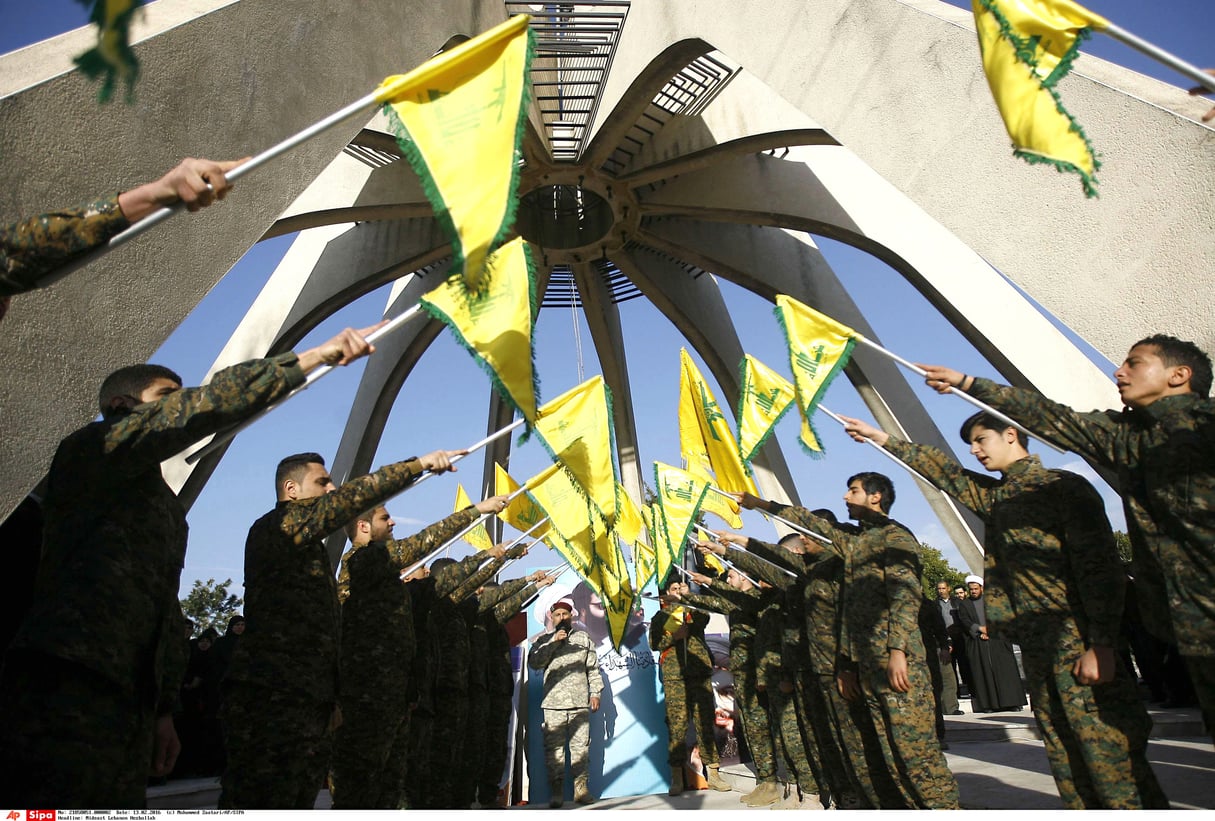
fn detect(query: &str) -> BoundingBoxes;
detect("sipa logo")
[28,812,54,821]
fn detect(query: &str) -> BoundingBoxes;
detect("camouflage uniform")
[966,377,1215,736]
[774,503,960,809]
[475,579,539,806]
[420,550,509,808]
[329,507,480,809]
[0,353,305,808]
[683,582,779,784]
[0,194,128,298]
[218,457,429,809]
[888,439,1169,808]
[528,622,603,799]
[649,607,720,770]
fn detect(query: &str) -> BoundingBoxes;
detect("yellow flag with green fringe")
[74,0,144,103]
[454,484,494,550]
[614,485,646,547]
[678,350,756,527]
[972,0,1108,197]
[633,537,657,593]
[526,463,598,577]
[737,354,797,466]
[376,14,534,292]
[493,464,551,539]
[532,376,619,529]
[586,517,637,652]
[421,237,539,422]
[774,295,856,458]
[652,462,710,588]
[642,502,672,591]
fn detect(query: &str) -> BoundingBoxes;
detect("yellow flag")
[774,295,856,457]
[633,538,657,592]
[421,237,538,422]
[701,550,727,577]
[376,15,534,291]
[614,485,646,547]
[527,465,598,577]
[652,462,709,588]
[532,376,619,529]
[586,518,637,652]
[642,502,672,591]
[677,350,756,527]
[494,464,551,539]
[453,484,494,551]
[737,355,797,464]
[973,0,1108,197]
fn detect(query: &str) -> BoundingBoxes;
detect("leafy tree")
[180,577,243,636]
[1113,531,1133,564]
[918,542,967,599]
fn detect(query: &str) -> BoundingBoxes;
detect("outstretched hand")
[298,322,388,373]
[120,156,249,220]
[417,449,468,474]
[841,415,888,446]
[919,364,971,395]
[1189,69,1215,123]
[475,494,511,515]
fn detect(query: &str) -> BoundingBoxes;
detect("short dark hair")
[344,507,377,541]
[959,411,1027,448]
[275,452,325,491]
[430,558,456,574]
[777,533,804,553]
[1134,334,1212,398]
[846,471,895,512]
[98,364,182,415]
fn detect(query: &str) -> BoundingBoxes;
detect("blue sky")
[1,0,1208,597]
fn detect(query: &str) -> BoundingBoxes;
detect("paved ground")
[150,702,1212,811]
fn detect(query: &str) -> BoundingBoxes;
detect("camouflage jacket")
[967,378,1215,655]
[727,540,813,673]
[336,507,480,698]
[649,607,714,682]
[683,583,768,675]
[753,594,791,687]
[888,439,1125,649]
[482,580,538,696]
[0,195,129,296]
[772,503,925,669]
[226,458,427,702]
[426,552,506,693]
[11,353,305,714]
[527,626,602,710]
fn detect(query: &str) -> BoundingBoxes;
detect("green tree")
[918,542,967,599]
[1113,531,1133,564]
[180,577,243,635]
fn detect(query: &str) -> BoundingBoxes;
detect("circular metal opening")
[516,184,613,249]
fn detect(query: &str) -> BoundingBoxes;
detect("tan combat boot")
[741,780,782,807]
[706,763,732,792]
[573,776,597,805]
[669,765,685,796]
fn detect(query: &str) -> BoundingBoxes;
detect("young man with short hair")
[922,335,1215,739]
[219,445,465,809]
[842,411,1169,808]
[0,324,380,808]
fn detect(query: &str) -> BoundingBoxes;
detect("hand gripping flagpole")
[40,15,534,290]
[691,523,796,580]
[704,485,832,545]
[816,404,937,488]
[639,592,716,617]
[183,303,429,464]
[496,516,551,576]
[402,463,560,578]
[846,335,1064,454]
[684,535,761,587]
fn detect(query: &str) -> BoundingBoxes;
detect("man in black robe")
[956,576,1026,712]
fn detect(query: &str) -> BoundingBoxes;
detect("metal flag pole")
[683,536,760,587]
[847,334,1064,454]
[184,303,429,464]
[405,417,528,490]
[703,485,832,545]
[690,524,796,580]
[817,404,937,488]
[496,517,551,575]
[401,481,530,579]
[1101,23,1215,94]
[639,592,716,617]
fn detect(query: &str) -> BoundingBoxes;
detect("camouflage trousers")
[330,686,410,809]
[732,664,776,780]
[541,706,590,794]
[766,676,822,795]
[420,688,469,808]
[1022,636,1169,809]
[478,689,515,805]
[457,685,490,806]
[857,655,959,809]
[0,650,156,808]
[814,671,879,808]
[661,672,719,767]
[218,681,333,809]
[795,671,853,803]
[402,704,433,809]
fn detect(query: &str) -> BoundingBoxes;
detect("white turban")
[964,575,983,586]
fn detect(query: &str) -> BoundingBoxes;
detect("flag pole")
[496,517,551,575]
[1101,23,1215,94]
[691,524,797,579]
[817,404,938,488]
[704,485,832,545]
[639,592,716,616]
[183,303,428,464]
[847,334,1064,454]
[40,89,388,290]
[405,417,528,490]
[684,534,761,587]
